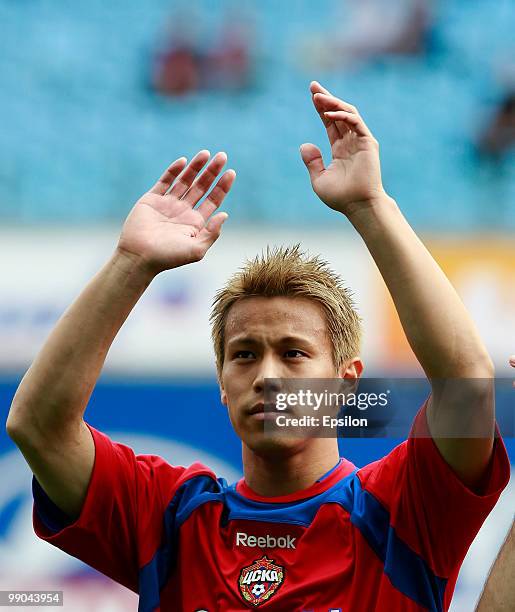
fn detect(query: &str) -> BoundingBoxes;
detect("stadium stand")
[0,0,514,228]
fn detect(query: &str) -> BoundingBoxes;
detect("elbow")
[5,418,15,441]
[6,404,26,445]
[5,400,38,447]
[7,398,81,449]
[6,418,21,446]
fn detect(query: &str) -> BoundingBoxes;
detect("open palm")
[118,151,235,272]
[301,82,385,215]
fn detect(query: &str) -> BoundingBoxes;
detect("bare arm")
[301,81,494,487]
[6,151,235,518]
[475,360,515,608]
[476,519,515,611]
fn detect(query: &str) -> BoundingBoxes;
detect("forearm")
[304,83,495,484]
[7,249,154,441]
[5,152,232,517]
[347,195,493,379]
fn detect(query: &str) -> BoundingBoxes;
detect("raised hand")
[300,81,387,216]
[118,150,235,273]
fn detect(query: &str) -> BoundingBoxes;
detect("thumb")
[300,143,325,182]
[201,212,229,248]
[509,355,515,368]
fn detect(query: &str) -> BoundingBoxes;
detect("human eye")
[284,349,307,359]
[233,350,255,359]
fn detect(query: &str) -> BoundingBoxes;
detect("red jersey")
[33,404,509,611]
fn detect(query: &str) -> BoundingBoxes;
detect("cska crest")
[238,556,285,607]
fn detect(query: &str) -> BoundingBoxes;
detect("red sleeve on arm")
[33,424,215,592]
[359,402,510,580]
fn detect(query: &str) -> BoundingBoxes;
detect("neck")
[242,439,340,497]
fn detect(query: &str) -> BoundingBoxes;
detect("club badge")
[238,556,285,607]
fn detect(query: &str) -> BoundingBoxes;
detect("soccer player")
[6,82,509,611]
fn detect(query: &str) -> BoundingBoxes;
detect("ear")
[219,378,228,406]
[339,357,364,379]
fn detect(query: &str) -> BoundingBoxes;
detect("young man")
[6,82,509,611]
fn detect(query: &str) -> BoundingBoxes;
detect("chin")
[242,430,309,459]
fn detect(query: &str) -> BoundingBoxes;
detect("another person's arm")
[301,81,494,487]
[474,356,515,610]
[6,151,235,518]
[476,518,515,611]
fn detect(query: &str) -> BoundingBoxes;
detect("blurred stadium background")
[0,0,514,609]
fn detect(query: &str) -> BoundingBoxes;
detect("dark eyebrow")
[226,335,316,349]
[279,336,315,348]
[226,336,256,347]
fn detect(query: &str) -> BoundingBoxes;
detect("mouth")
[248,402,271,416]
[248,402,291,416]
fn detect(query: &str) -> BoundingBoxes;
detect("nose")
[252,355,283,395]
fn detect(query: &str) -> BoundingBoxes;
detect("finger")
[331,118,354,140]
[314,92,368,138]
[181,152,228,206]
[300,143,325,182]
[206,211,229,235]
[168,150,211,199]
[509,355,515,367]
[149,157,188,194]
[324,110,373,138]
[309,80,333,96]
[310,91,340,146]
[314,92,360,115]
[198,212,229,250]
[196,169,236,221]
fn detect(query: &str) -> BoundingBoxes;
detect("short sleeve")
[32,424,215,592]
[357,402,510,583]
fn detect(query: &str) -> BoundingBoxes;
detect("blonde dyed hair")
[210,244,362,378]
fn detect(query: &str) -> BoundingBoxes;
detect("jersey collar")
[236,457,357,503]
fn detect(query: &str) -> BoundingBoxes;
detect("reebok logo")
[236,531,296,549]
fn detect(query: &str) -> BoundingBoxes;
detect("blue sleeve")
[32,476,74,533]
